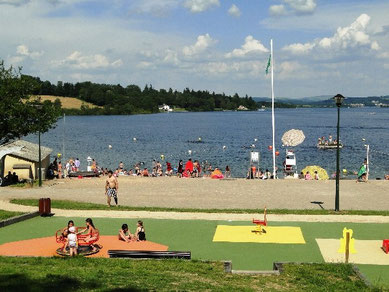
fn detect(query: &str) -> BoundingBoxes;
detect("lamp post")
[38,129,42,187]
[333,94,345,211]
[32,103,43,187]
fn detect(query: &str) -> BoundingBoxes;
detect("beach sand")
[0,177,388,210]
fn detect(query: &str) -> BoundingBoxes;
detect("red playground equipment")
[55,227,100,256]
[383,239,389,254]
[252,207,267,234]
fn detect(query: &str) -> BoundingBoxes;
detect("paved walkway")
[2,200,389,223]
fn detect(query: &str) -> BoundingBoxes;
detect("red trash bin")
[39,198,51,216]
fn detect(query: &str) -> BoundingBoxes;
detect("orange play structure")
[0,236,169,258]
[55,227,100,249]
[252,207,267,234]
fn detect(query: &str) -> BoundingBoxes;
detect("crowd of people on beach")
[61,218,146,256]
[44,154,389,182]
[103,159,231,179]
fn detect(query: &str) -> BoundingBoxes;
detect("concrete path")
[2,200,389,223]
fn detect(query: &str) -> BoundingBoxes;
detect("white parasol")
[282,129,305,147]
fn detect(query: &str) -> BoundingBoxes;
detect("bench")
[108,250,191,259]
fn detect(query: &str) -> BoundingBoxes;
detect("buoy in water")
[198,137,202,142]
[275,151,280,156]
[160,154,165,160]
[268,145,273,150]
[133,137,137,142]
[254,138,258,142]
[251,144,255,148]
[188,150,192,155]
[108,145,112,149]
[223,145,227,150]
[57,153,62,158]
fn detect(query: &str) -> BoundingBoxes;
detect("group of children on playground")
[61,218,146,256]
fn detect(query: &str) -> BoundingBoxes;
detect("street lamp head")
[333,94,345,107]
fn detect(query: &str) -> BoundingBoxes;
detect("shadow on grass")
[0,273,142,292]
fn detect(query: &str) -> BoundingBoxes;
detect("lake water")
[25,107,389,178]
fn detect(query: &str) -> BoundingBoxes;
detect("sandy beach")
[0,177,388,210]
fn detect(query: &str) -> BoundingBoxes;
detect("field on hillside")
[30,95,100,109]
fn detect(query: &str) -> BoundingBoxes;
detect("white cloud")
[16,44,43,59]
[270,0,316,16]
[228,4,241,18]
[269,5,287,16]
[284,0,316,14]
[0,0,29,6]
[54,51,123,69]
[226,36,269,58]
[184,0,219,13]
[282,42,315,54]
[283,14,380,55]
[182,33,216,56]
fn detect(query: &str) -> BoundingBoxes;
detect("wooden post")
[345,232,350,263]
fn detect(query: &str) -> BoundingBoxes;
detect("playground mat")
[0,236,168,258]
[316,239,389,265]
[213,225,306,244]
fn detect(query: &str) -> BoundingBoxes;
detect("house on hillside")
[158,104,173,112]
[0,140,52,181]
[237,105,248,111]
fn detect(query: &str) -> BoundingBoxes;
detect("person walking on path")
[105,170,119,207]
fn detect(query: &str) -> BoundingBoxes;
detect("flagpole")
[271,39,276,179]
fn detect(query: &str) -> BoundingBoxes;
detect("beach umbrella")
[301,165,329,180]
[282,129,305,147]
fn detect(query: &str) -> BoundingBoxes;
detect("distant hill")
[312,95,389,107]
[254,95,389,107]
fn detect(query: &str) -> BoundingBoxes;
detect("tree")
[0,61,61,145]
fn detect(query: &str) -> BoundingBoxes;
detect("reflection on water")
[25,107,389,178]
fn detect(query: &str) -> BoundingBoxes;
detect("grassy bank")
[0,210,24,221]
[0,257,370,291]
[10,199,389,216]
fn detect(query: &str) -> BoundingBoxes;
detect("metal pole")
[38,130,42,187]
[270,39,276,179]
[335,105,340,211]
[366,144,369,181]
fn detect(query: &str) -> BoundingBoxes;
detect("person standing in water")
[105,170,119,207]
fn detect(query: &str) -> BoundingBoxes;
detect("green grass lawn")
[0,257,371,291]
[0,216,388,289]
[0,210,24,220]
[10,198,389,216]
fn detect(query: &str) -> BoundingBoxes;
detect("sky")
[1,0,389,98]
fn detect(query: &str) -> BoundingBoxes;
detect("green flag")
[265,54,271,74]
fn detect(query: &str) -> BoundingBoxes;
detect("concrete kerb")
[2,200,389,223]
[0,211,40,228]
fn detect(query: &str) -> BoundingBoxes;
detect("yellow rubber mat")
[212,225,306,244]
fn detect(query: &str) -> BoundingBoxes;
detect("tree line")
[22,75,259,115]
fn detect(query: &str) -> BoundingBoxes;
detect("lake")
[25,107,389,178]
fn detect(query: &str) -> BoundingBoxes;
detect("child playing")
[135,220,146,241]
[67,226,78,256]
[118,224,133,243]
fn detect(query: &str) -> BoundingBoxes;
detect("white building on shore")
[158,104,173,112]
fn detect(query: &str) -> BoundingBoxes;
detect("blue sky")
[1,0,388,98]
